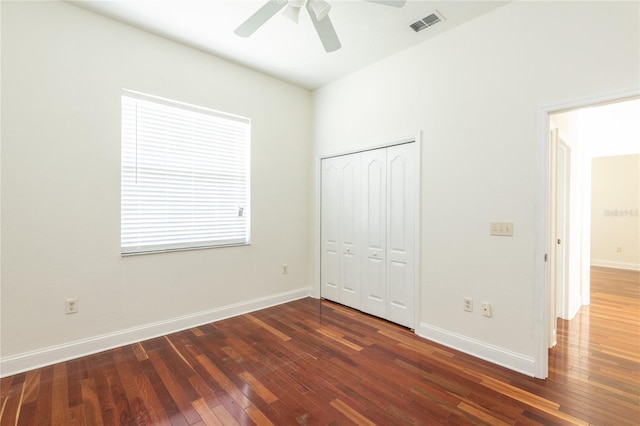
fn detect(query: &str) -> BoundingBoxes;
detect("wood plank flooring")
[1,266,638,425]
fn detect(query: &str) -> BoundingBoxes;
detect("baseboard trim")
[416,322,536,377]
[591,260,640,271]
[0,287,311,378]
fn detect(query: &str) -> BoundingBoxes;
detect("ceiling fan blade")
[234,0,288,37]
[306,2,341,52]
[364,0,407,7]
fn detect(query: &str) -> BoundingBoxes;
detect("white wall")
[312,0,639,375]
[591,155,640,270]
[563,131,587,320]
[1,1,312,374]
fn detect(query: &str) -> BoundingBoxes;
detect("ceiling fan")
[234,0,407,53]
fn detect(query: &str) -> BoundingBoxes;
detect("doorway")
[539,94,640,378]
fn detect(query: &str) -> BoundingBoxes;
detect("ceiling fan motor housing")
[236,0,405,53]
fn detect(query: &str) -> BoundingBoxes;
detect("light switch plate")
[490,222,513,237]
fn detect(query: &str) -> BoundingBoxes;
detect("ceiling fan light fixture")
[282,4,302,23]
[309,0,331,21]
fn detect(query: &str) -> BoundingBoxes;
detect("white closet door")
[386,143,415,328]
[321,143,416,326]
[320,157,341,302]
[338,154,361,308]
[361,149,387,318]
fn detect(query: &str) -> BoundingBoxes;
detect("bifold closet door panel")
[386,143,415,328]
[338,153,361,309]
[361,149,387,318]
[320,153,361,309]
[320,157,340,302]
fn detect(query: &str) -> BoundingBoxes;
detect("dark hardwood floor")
[1,267,638,425]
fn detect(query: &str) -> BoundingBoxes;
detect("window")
[121,90,250,255]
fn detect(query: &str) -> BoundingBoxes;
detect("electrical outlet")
[282,264,288,274]
[65,298,79,314]
[481,302,492,317]
[616,247,623,253]
[464,297,473,312]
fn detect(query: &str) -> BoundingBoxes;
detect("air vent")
[409,11,444,33]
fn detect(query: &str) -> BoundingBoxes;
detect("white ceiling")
[69,0,510,90]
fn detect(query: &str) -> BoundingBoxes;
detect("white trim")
[0,287,311,378]
[313,155,322,299]
[581,153,593,307]
[416,323,536,377]
[535,87,640,379]
[535,104,551,379]
[591,260,640,271]
[317,132,421,160]
[122,89,250,124]
[412,132,423,330]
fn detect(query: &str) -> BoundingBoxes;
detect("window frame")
[120,90,251,256]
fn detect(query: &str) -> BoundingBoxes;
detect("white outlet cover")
[464,297,473,312]
[481,302,492,317]
[65,298,79,314]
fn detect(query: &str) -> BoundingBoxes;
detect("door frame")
[535,89,639,379]
[314,132,422,329]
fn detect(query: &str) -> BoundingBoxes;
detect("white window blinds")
[121,91,250,255]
